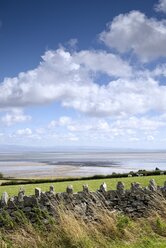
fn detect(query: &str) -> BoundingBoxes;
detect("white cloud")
[0,111,164,146]
[16,128,32,136]
[1,109,31,126]
[113,116,165,131]
[2,4,166,148]
[99,11,166,62]
[63,77,166,116]
[1,6,166,122]
[0,48,133,116]
[48,115,165,142]
[74,50,132,78]
[155,0,166,13]
[147,135,155,141]
[65,132,79,141]
[58,116,72,126]
[129,137,140,142]
[48,116,72,128]
[0,47,166,118]
[45,129,79,142]
[151,64,166,77]
[67,38,78,49]
[35,128,45,134]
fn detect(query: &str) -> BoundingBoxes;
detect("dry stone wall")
[0,179,166,226]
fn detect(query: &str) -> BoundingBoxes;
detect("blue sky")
[0,0,166,148]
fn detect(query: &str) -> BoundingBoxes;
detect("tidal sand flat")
[0,151,166,178]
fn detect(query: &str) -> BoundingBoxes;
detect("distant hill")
[0,144,165,153]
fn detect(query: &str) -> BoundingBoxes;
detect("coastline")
[0,150,166,178]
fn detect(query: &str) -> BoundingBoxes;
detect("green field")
[0,175,166,248]
[0,174,166,197]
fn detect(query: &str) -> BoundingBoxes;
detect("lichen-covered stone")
[149,179,157,191]
[18,188,25,202]
[8,197,16,209]
[23,206,32,212]
[1,192,8,206]
[0,180,165,227]
[50,185,54,194]
[35,188,41,198]
[24,195,38,207]
[66,185,73,194]
[117,182,125,194]
[131,182,141,191]
[83,184,89,193]
[99,182,107,193]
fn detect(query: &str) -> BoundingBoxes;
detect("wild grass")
[0,207,166,248]
[0,174,165,197]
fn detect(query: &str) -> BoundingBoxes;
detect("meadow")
[0,174,166,197]
[0,204,166,248]
[0,174,166,247]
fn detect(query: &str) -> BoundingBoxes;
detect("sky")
[0,0,166,149]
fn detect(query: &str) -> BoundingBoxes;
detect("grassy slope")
[1,208,166,248]
[0,174,166,197]
[0,175,166,247]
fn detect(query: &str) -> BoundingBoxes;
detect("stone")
[117,182,125,194]
[35,188,41,198]
[40,205,48,211]
[1,192,8,206]
[8,197,16,209]
[18,188,25,202]
[83,184,89,193]
[24,196,38,207]
[149,179,157,191]
[66,185,73,194]
[131,182,141,191]
[99,182,107,193]
[23,206,32,212]
[50,185,54,194]
[0,178,164,225]
[19,187,25,194]
[74,204,86,215]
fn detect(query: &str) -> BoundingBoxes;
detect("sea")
[0,150,166,178]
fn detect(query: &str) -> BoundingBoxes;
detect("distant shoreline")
[0,150,166,178]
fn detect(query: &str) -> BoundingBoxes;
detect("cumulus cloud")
[64,132,79,141]
[1,3,166,147]
[112,116,165,131]
[155,0,166,13]
[99,11,166,62]
[48,116,72,128]
[48,115,165,140]
[74,50,132,78]
[0,109,31,126]
[1,7,166,121]
[0,47,166,118]
[0,48,132,108]
[0,47,133,116]
[16,128,32,136]
[67,38,78,49]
